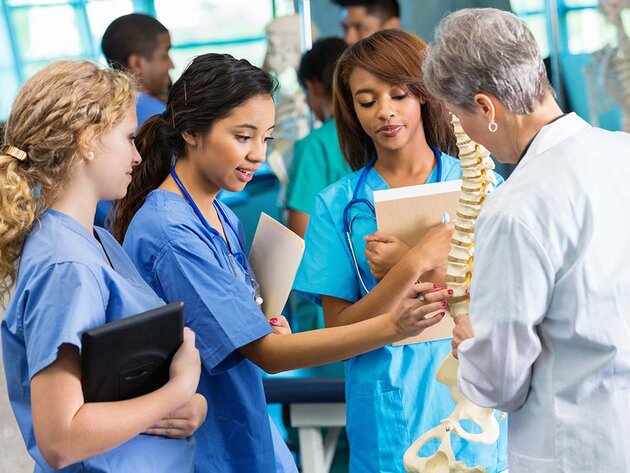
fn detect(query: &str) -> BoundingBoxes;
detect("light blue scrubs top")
[123,190,297,473]
[136,92,166,127]
[1,209,195,473]
[294,153,508,473]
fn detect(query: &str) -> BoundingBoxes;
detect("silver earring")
[488,121,498,133]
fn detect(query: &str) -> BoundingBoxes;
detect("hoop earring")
[488,121,498,133]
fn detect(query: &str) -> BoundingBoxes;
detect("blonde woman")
[0,61,204,472]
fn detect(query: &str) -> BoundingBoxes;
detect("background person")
[332,0,400,45]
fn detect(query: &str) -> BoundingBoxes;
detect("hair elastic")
[1,145,27,162]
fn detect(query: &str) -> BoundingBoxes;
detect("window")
[511,0,618,56]
[0,0,295,120]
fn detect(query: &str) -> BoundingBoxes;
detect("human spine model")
[403,115,499,473]
[446,115,497,317]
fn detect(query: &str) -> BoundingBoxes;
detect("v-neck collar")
[365,151,444,192]
[47,209,102,254]
[153,189,243,255]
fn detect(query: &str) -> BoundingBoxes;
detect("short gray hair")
[423,8,551,114]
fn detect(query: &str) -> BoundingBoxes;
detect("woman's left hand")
[144,393,207,439]
[451,315,474,359]
[364,232,410,280]
[270,316,292,335]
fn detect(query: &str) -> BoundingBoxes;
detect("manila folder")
[249,213,305,319]
[374,180,461,345]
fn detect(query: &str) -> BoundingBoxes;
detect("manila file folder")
[374,180,461,345]
[249,213,305,319]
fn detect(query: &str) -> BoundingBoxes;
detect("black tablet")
[81,301,184,403]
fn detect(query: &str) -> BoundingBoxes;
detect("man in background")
[286,37,349,239]
[97,14,174,227]
[102,13,174,126]
[285,38,349,334]
[332,0,400,44]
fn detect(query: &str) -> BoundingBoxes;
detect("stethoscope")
[343,145,443,295]
[169,166,263,306]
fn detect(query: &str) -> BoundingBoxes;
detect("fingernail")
[440,312,446,317]
[441,301,447,307]
[270,318,278,324]
[434,284,439,289]
[447,289,453,295]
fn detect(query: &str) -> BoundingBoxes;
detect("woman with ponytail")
[0,60,204,472]
[115,52,451,473]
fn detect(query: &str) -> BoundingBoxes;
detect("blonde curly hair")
[0,60,135,300]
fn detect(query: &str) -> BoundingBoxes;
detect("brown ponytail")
[109,114,172,241]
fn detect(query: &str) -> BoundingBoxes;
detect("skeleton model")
[403,115,500,473]
[263,14,312,185]
[586,0,630,131]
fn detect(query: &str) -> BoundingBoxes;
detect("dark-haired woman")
[113,52,452,473]
[293,30,507,472]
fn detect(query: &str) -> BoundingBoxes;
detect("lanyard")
[169,166,263,305]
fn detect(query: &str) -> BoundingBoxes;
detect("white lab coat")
[457,113,630,473]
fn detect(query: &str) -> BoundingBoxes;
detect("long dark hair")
[111,53,278,242]
[332,29,457,171]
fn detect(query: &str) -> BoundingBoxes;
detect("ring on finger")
[417,292,425,302]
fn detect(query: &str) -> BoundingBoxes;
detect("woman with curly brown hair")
[293,29,507,472]
[0,60,204,472]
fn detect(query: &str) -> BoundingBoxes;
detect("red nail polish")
[270,318,278,324]
[434,284,439,289]
[440,312,446,317]
[441,301,447,307]
[447,289,453,295]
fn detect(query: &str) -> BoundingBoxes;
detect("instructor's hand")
[451,315,474,359]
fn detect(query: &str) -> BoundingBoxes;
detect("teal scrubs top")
[123,190,297,473]
[1,209,195,472]
[294,152,508,473]
[286,118,351,215]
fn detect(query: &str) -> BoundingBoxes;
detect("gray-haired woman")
[424,7,630,473]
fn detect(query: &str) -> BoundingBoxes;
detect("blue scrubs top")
[123,190,297,473]
[1,209,195,473]
[136,92,166,128]
[294,153,508,473]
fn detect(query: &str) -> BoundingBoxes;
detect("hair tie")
[1,145,28,162]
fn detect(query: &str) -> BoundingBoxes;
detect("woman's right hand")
[391,282,450,337]
[410,223,454,273]
[169,327,201,396]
